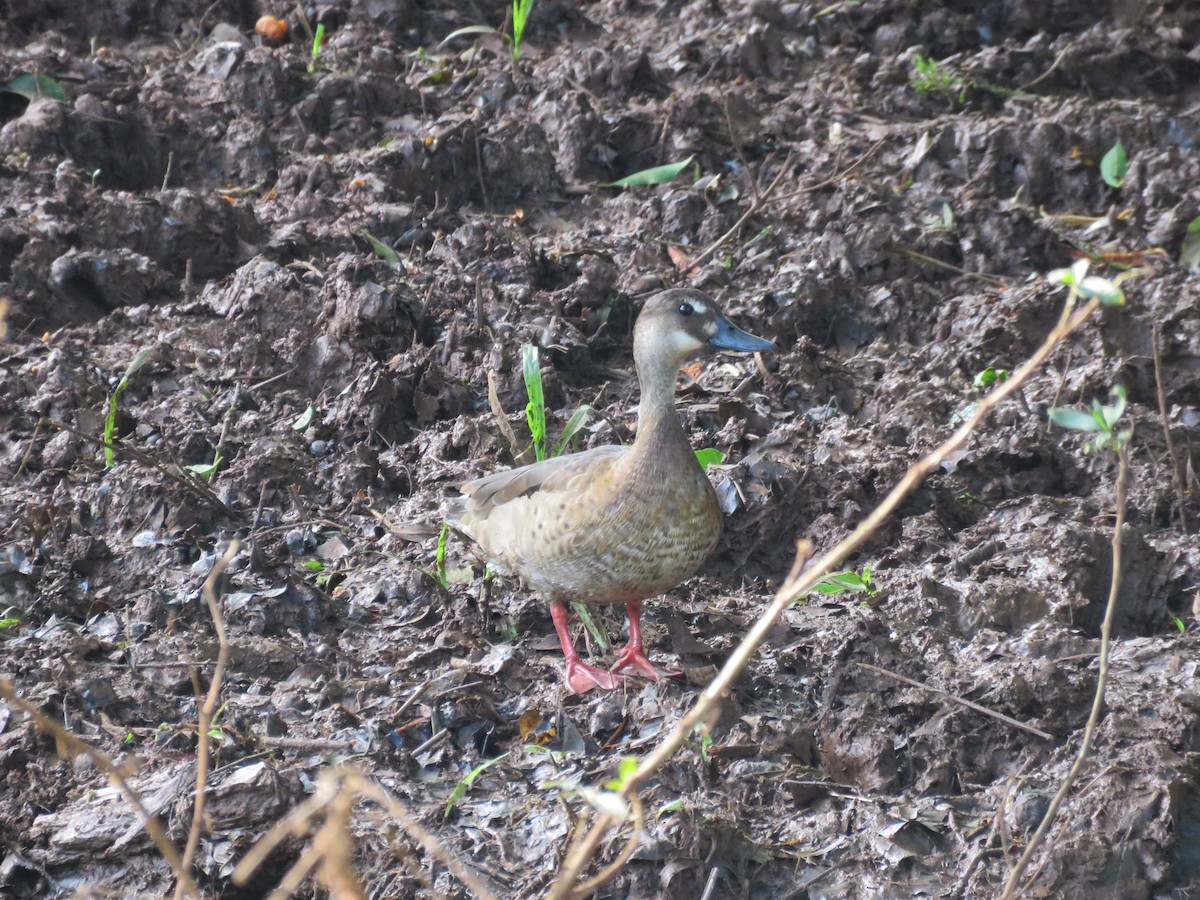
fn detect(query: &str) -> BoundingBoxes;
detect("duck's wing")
[446,444,626,523]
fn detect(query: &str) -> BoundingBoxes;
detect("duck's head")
[634,288,774,368]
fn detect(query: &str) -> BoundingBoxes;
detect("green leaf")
[973,367,1009,390]
[656,798,685,820]
[303,560,326,571]
[694,447,726,471]
[292,404,316,431]
[1077,276,1125,306]
[361,231,399,265]
[603,155,695,188]
[552,404,592,457]
[2,73,67,102]
[183,455,223,481]
[1048,407,1104,432]
[1100,140,1127,188]
[445,751,511,817]
[1099,385,1127,428]
[1180,216,1200,269]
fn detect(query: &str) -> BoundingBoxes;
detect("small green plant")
[103,346,154,467]
[1,72,67,102]
[0,616,20,630]
[811,565,879,597]
[1169,613,1186,634]
[1048,384,1130,454]
[604,756,639,791]
[1100,140,1128,189]
[522,344,548,461]
[910,55,966,103]
[361,231,399,266]
[89,168,101,188]
[974,367,1009,391]
[445,751,511,817]
[308,23,326,74]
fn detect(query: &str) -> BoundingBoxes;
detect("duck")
[446,288,774,693]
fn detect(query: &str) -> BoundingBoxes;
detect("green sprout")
[308,23,326,74]
[182,453,224,482]
[1100,140,1128,189]
[910,55,966,103]
[511,0,535,60]
[103,346,154,467]
[445,751,511,817]
[1048,385,1130,454]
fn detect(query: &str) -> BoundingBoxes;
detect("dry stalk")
[547,291,1106,899]
[233,767,499,900]
[1151,322,1186,527]
[997,439,1130,899]
[0,682,199,898]
[174,540,238,900]
[855,662,1052,740]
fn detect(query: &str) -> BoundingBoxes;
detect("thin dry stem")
[548,292,1104,898]
[998,439,1130,899]
[1151,322,1186,528]
[174,540,238,900]
[0,681,199,898]
[856,662,1052,740]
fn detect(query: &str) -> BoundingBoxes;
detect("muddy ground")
[2,0,1199,897]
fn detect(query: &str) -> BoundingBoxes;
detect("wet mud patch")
[2,0,1200,897]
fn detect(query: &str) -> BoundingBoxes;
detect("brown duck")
[447,288,773,693]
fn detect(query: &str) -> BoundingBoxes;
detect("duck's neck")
[631,351,690,454]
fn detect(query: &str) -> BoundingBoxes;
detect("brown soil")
[2,0,1199,897]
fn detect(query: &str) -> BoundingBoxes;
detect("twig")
[548,291,1105,898]
[234,767,499,900]
[901,248,1009,287]
[1151,322,1186,528]
[175,540,238,900]
[0,680,199,898]
[998,439,1130,899]
[855,662,1052,740]
[567,795,644,899]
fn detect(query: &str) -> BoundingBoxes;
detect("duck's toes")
[610,646,683,682]
[563,658,626,693]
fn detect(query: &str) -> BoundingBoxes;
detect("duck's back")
[448,443,721,604]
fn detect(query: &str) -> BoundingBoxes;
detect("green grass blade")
[572,602,609,650]
[522,344,546,461]
[552,405,592,457]
[445,751,511,817]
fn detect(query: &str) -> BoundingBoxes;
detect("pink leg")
[610,601,682,681]
[550,601,623,693]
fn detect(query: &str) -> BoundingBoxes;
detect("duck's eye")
[677,302,694,316]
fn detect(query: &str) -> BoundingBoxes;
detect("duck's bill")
[709,315,775,352]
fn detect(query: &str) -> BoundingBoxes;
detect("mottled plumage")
[447,288,773,692]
